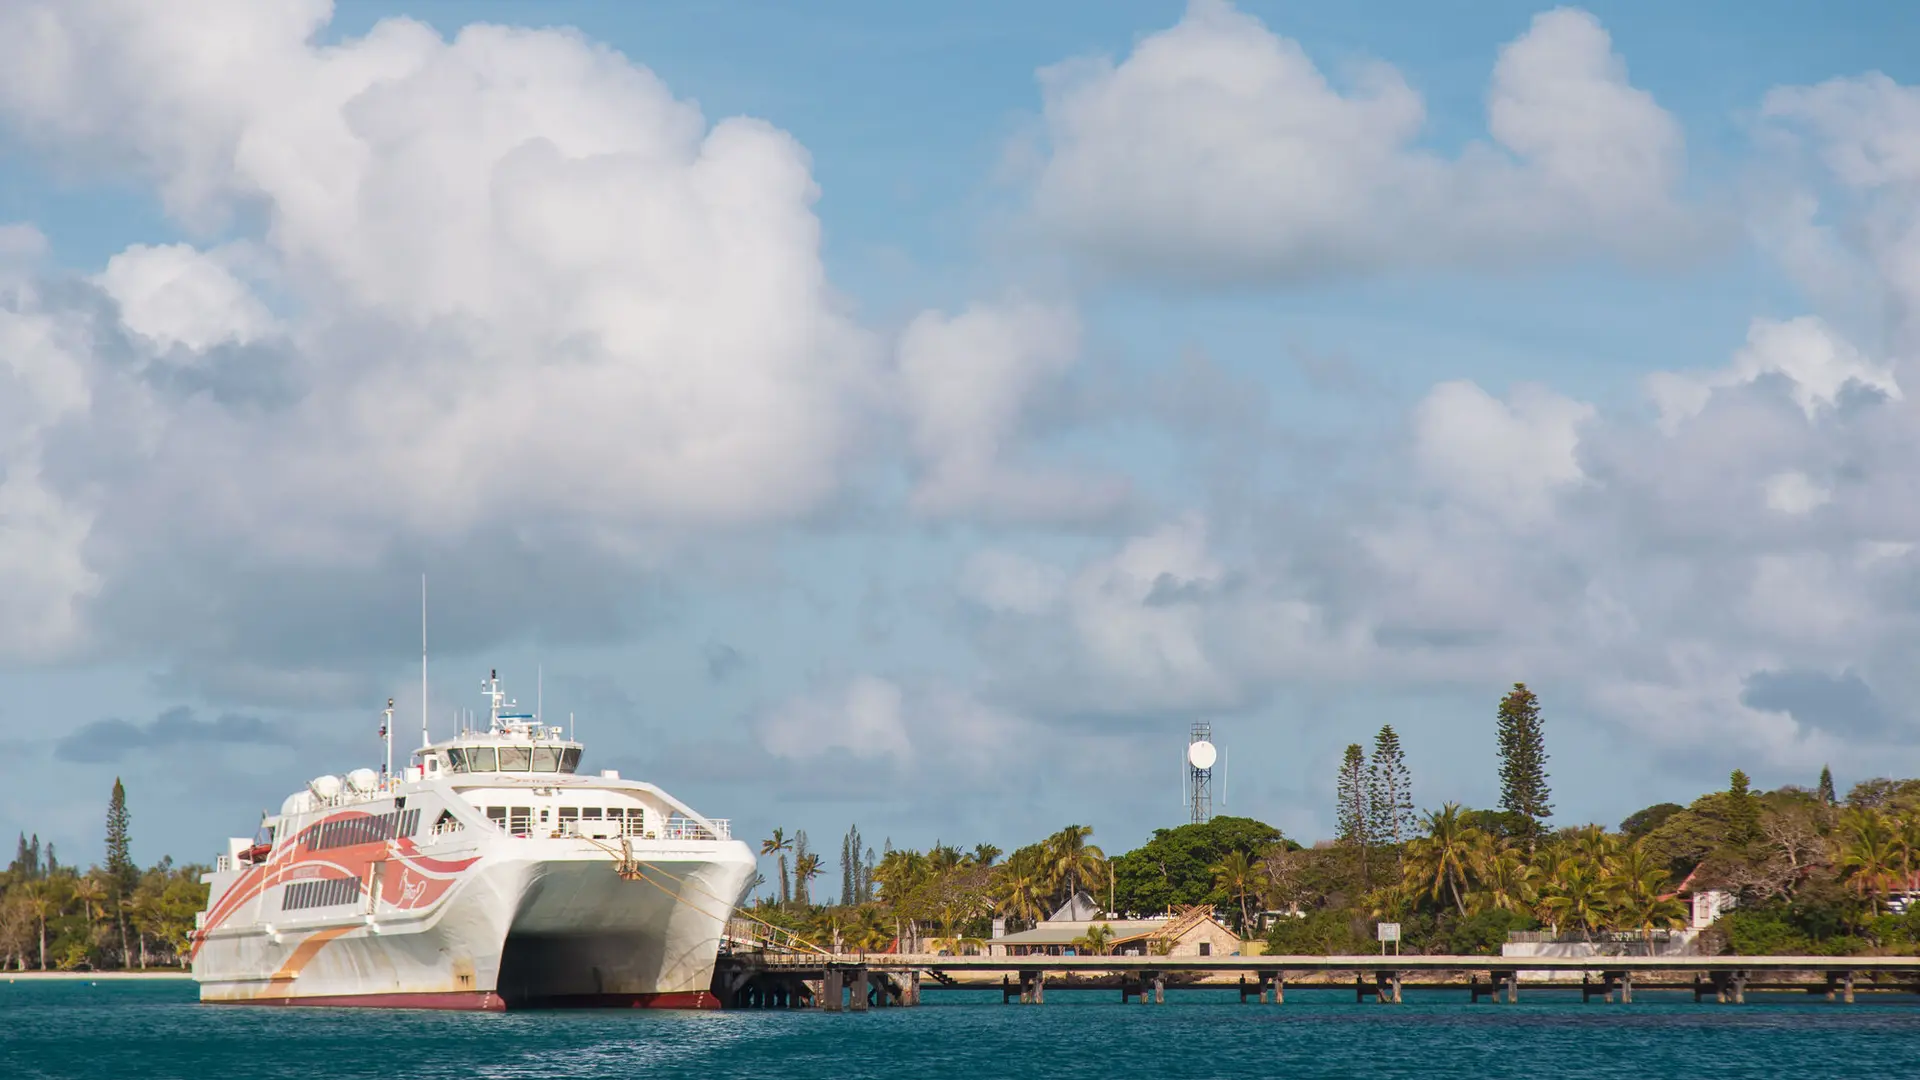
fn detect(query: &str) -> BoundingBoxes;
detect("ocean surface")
[5,979,1918,1080]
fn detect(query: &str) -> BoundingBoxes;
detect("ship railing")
[552,820,647,840]
[663,815,729,841]
[427,819,465,840]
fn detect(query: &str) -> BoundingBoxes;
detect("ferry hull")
[193,840,756,1010]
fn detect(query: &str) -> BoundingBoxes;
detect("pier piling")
[850,968,869,1012]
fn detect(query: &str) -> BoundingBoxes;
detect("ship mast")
[381,697,394,781]
[421,573,429,751]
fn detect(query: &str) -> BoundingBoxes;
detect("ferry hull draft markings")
[190,669,755,1010]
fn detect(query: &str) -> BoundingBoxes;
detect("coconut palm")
[1072,922,1114,956]
[1838,808,1903,914]
[927,844,963,874]
[792,852,822,907]
[991,849,1049,929]
[20,881,54,970]
[70,876,108,927]
[1044,825,1106,904]
[1469,843,1538,916]
[967,844,1002,868]
[1538,857,1610,939]
[1402,803,1484,915]
[1568,825,1623,875]
[1211,850,1258,935]
[1607,849,1687,955]
[847,905,894,953]
[759,828,794,905]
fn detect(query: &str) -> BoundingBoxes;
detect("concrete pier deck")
[711,952,1920,1009]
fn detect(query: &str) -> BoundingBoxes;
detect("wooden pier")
[710,952,1920,1010]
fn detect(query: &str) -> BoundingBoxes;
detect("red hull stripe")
[204,989,720,1011]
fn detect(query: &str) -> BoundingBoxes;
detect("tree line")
[756,683,1920,958]
[1,780,209,971]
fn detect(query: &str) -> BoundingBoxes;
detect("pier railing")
[733,951,1920,975]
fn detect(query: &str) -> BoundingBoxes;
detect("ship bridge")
[417,669,583,776]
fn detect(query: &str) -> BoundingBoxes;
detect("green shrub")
[1446,908,1539,955]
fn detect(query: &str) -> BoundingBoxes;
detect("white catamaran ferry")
[190,670,756,1010]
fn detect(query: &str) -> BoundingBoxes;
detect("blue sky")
[3,0,1920,880]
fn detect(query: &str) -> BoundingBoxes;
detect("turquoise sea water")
[5,980,1919,1080]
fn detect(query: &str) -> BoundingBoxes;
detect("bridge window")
[447,747,468,772]
[466,746,497,773]
[531,746,560,773]
[497,746,531,771]
[559,748,581,773]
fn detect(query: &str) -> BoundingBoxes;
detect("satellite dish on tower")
[1187,740,1217,770]
[1184,722,1220,824]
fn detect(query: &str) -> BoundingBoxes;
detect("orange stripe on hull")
[265,924,358,986]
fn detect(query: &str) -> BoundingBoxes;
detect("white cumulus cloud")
[1028,1,1697,281]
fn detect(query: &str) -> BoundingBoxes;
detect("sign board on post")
[1377,922,1401,955]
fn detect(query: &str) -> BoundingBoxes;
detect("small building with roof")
[988,892,1243,957]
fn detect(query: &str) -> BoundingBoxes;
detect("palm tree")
[1569,825,1623,875]
[21,881,53,970]
[1044,825,1106,904]
[1893,809,1920,890]
[1402,803,1483,915]
[1071,922,1114,956]
[967,844,1002,868]
[792,852,822,907]
[1211,850,1257,935]
[1607,847,1686,955]
[71,876,108,926]
[759,828,794,906]
[926,844,963,874]
[1538,857,1610,939]
[848,905,895,953]
[1470,843,1538,916]
[1838,808,1902,914]
[991,850,1048,929]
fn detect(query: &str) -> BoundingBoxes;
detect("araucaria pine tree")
[105,778,135,966]
[840,824,864,906]
[1336,743,1373,887]
[106,778,134,890]
[1496,682,1552,848]
[1817,766,1836,807]
[1367,725,1415,857]
[1727,769,1759,847]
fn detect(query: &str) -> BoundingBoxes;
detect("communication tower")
[1185,722,1221,825]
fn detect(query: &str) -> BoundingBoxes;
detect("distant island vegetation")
[6,683,1919,970]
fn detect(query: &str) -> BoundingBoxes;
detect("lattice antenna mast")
[1186,721,1217,825]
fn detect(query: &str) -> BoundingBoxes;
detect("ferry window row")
[483,805,646,838]
[445,745,582,774]
[283,876,363,911]
[306,808,421,852]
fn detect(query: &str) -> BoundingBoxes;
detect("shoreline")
[3,971,193,981]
